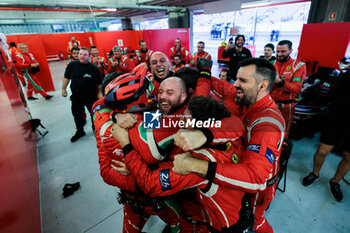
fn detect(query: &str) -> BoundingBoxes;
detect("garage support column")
[308,0,349,23]
[121,17,133,30]
[167,10,190,28]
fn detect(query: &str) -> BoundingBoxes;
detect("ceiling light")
[241,0,271,8]
[102,8,118,12]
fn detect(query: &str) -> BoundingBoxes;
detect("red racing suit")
[123,143,246,232]
[190,51,212,67]
[14,52,49,98]
[107,55,130,73]
[136,49,153,66]
[8,47,26,85]
[270,58,306,137]
[207,94,285,233]
[169,46,190,64]
[92,97,181,233]
[172,63,185,73]
[89,55,107,77]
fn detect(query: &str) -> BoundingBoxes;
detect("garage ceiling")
[0,0,308,24]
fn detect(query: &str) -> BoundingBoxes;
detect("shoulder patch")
[159,169,172,191]
[265,147,274,164]
[247,144,260,153]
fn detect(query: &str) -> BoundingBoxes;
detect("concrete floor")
[27,61,349,233]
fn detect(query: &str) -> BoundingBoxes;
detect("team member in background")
[6,41,26,86]
[89,45,107,78]
[270,40,306,138]
[15,43,53,100]
[260,43,276,63]
[172,54,185,73]
[169,38,190,64]
[222,34,252,79]
[190,41,211,67]
[67,35,80,56]
[107,46,130,73]
[219,68,233,83]
[62,47,103,142]
[136,40,153,65]
[302,60,350,202]
[70,47,80,61]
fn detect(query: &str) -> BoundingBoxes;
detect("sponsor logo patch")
[247,144,260,153]
[159,169,172,191]
[265,148,275,164]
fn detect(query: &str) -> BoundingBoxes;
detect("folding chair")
[277,138,293,192]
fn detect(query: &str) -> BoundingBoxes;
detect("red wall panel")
[0,49,41,233]
[6,34,55,92]
[40,32,94,59]
[92,30,142,58]
[142,28,190,58]
[298,22,350,70]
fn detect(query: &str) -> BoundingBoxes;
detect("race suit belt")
[117,190,165,215]
[183,194,254,233]
[267,174,279,187]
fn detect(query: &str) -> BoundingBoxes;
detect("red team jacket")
[270,58,306,102]
[107,55,130,73]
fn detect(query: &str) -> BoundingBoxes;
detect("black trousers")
[70,94,96,132]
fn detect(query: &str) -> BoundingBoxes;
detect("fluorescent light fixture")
[102,8,118,12]
[241,0,271,8]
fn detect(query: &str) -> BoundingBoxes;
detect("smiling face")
[79,49,90,64]
[90,48,99,57]
[71,49,80,60]
[276,44,292,62]
[157,77,187,115]
[219,70,228,81]
[234,65,260,108]
[150,52,170,80]
[113,49,121,58]
[235,36,245,48]
[197,43,204,53]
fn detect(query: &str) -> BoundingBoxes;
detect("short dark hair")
[90,45,97,50]
[139,40,145,45]
[9,42,16,47]
[198,41,205,46]
[80,47,90,55]
[174,67,199,90]
[175,38,181,42]
[71,47,80,53]
[173,54,182,60]
[235,35,245,43]
[240,58,276,92]
[264,43,275,51]
[220,68,232,80]
[188,96,231,122]
[277,40,292,50]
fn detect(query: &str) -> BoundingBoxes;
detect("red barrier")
[142,28,190,58]
[298,22,350,71]
[0,49,41,233]
[93,30,142,58]
[40,32,94,60]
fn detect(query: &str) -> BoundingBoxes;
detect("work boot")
[45,95,53,100]
[70,131,85,142]
[28,97,38,100]
[329,181,343,202]
[302,172,319,186]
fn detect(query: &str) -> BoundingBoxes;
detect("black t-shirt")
[64,60,102,95]
[259,55,276,63]
[222,47,252,78]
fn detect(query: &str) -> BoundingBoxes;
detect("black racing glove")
[197,58,213,80]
